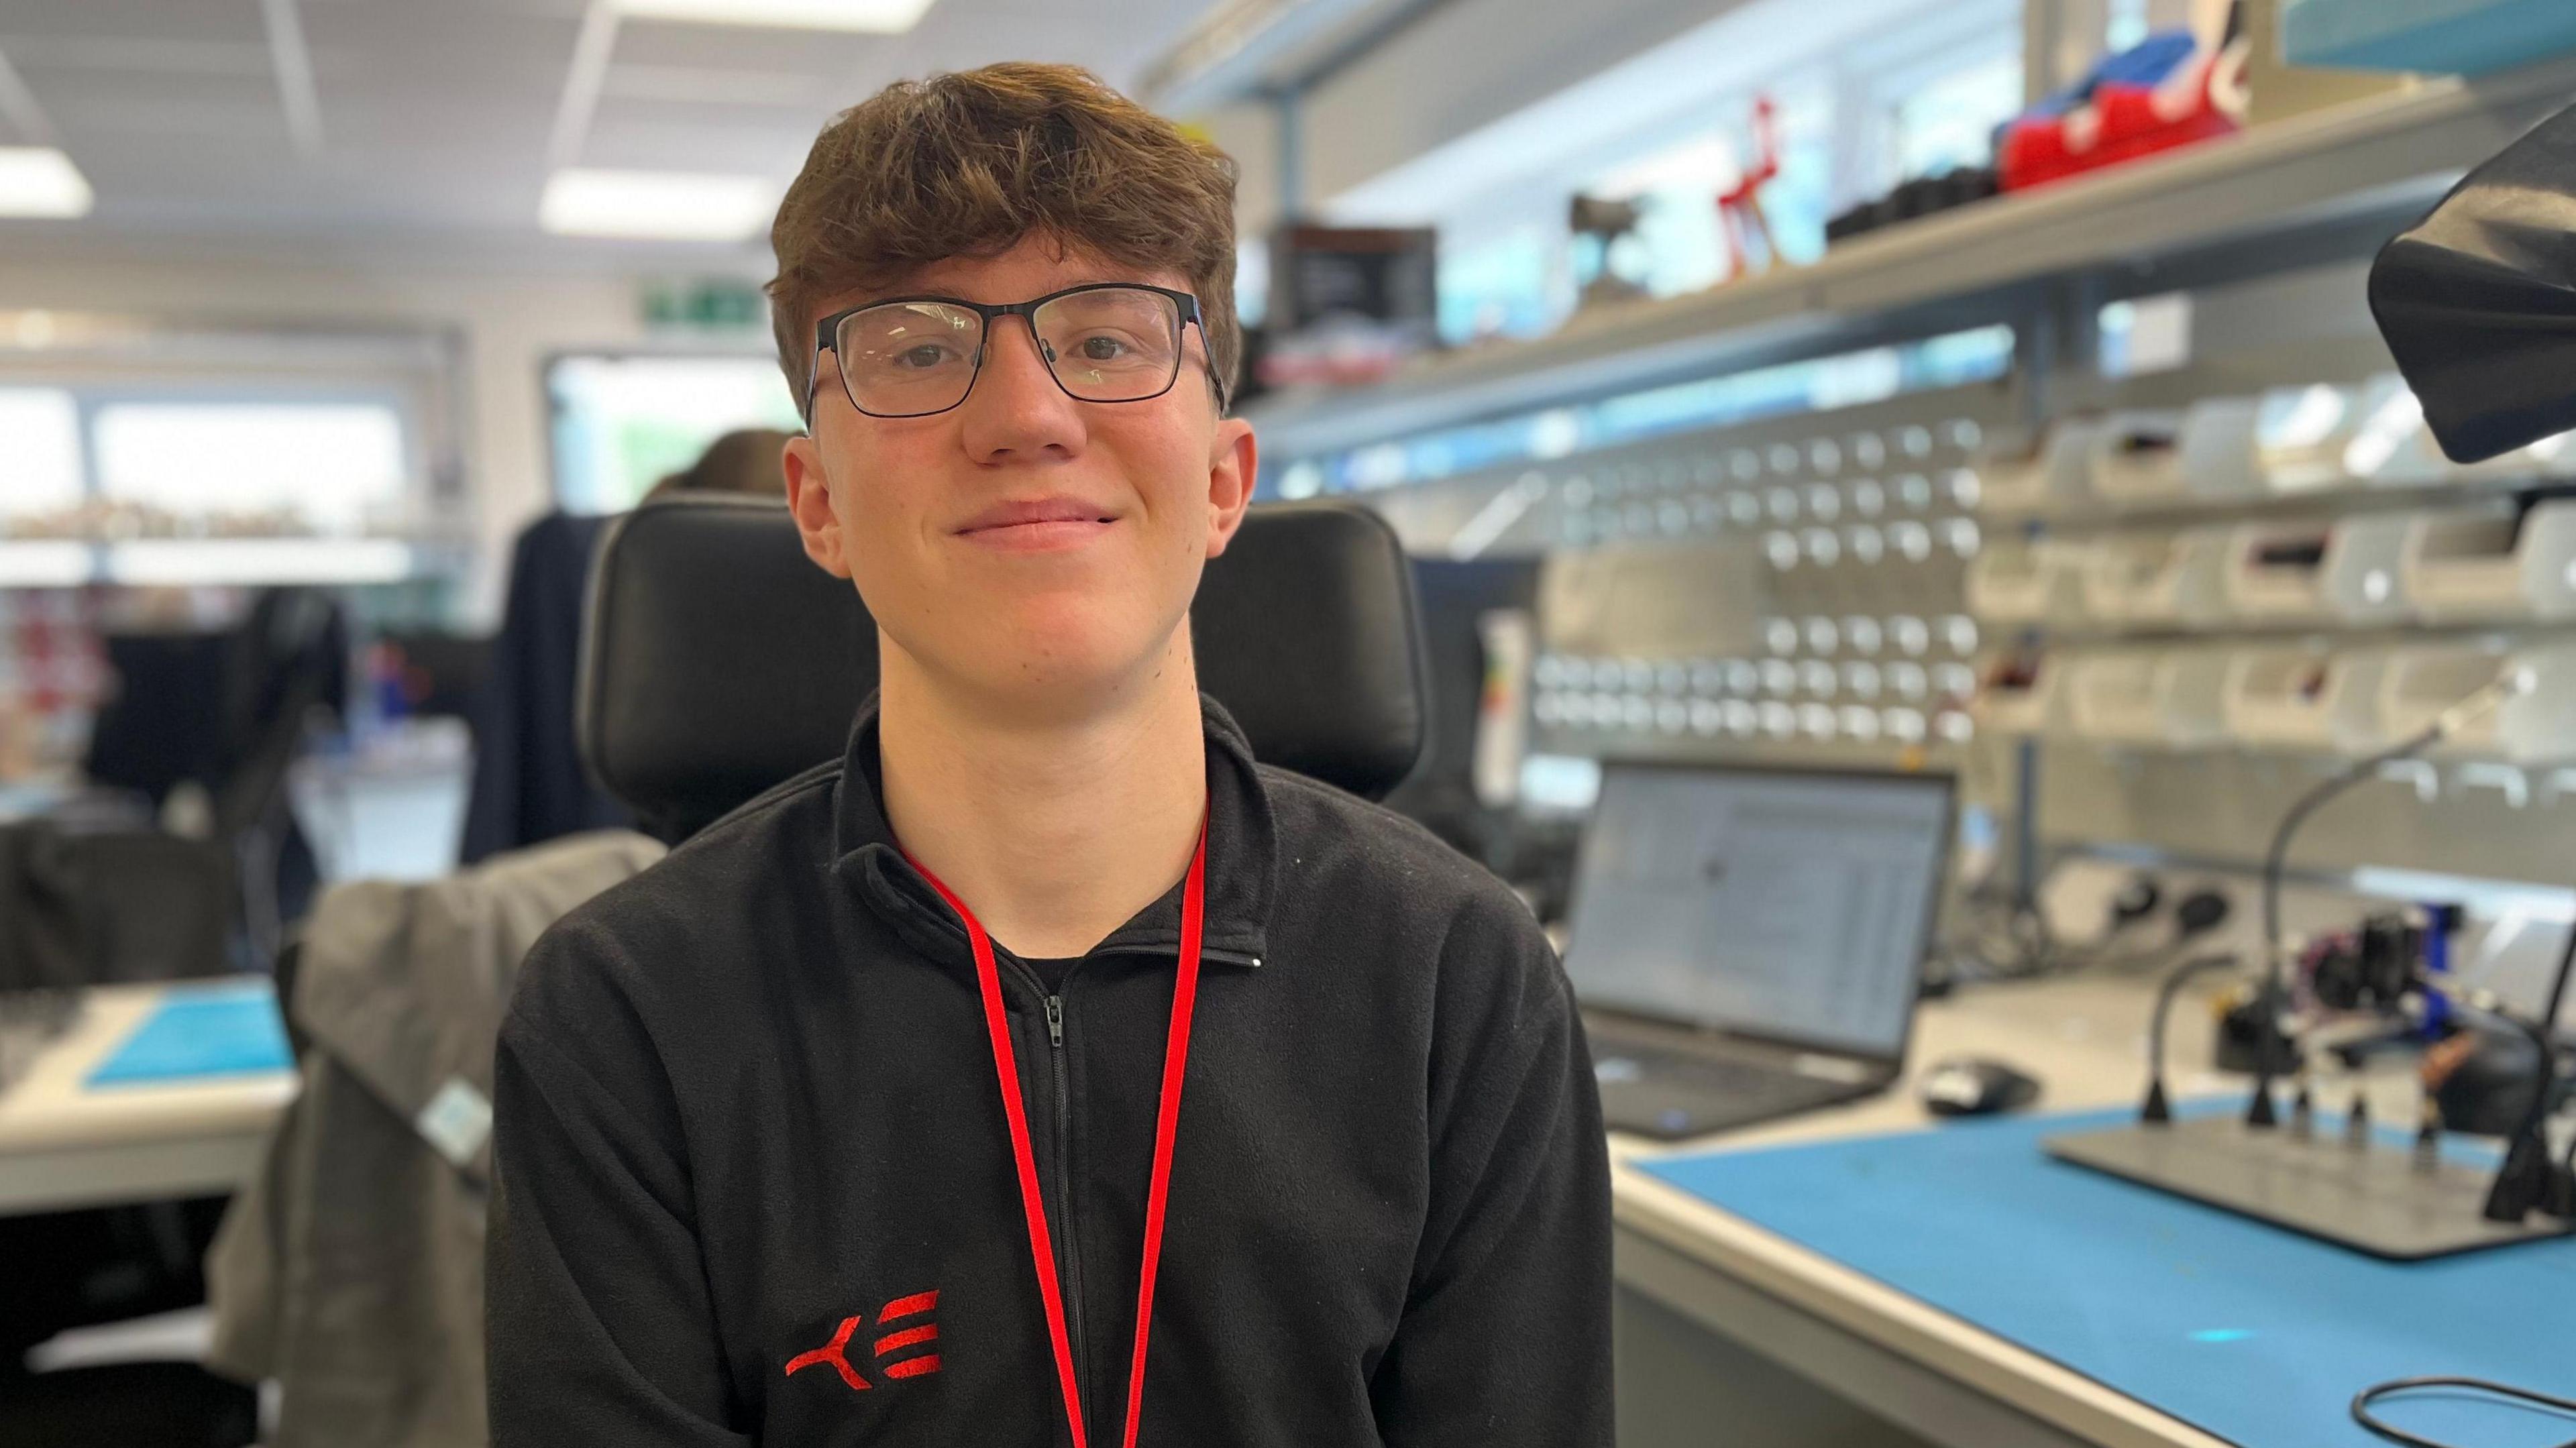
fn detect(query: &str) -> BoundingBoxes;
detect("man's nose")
[959,315,1085,460]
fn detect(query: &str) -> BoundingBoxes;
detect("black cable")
[2254,722,2449,1126]
[2141,952,2240,1123]
[2351,1375,2576,1448]
[2485,913,2576,1221]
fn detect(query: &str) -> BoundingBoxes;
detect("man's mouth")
[955,497,1117,551]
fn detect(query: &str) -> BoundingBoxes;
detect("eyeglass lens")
[833,286,1185,417]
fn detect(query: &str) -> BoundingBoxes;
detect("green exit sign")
[642,278,768,332]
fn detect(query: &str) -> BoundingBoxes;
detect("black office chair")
[576,494,1427,836]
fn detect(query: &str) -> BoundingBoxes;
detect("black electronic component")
[1920,1058,2041,1117]
[2174,890,2231,940]
[2214,989,2301,1076]
[2110,875,2162,927]
[2428,1024,2554,1139]
[2141,953,2239,1125]
[2311,911,2430,1013]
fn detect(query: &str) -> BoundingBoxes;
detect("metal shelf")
[1242,60,2576,461]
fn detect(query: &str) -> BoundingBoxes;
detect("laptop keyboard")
[1591,1033,1860,1133]
[1605,1047,1780,1095]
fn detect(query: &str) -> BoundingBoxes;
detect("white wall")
[0,234,774,626]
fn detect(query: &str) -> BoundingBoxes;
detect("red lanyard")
[906,820,1207,1448]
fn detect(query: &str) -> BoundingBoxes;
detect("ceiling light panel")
[539,166,775,239]
[0,148,94,218]
[606,0,941,34]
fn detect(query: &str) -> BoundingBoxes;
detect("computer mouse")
[1920,1057,2040,1117]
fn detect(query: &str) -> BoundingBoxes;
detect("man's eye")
[1077,335,1130,361]
[896,343,955,369]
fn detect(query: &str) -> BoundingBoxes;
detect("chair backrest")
[578,495,1426,839]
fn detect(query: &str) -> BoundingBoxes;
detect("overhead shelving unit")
[1241,59,2576,462]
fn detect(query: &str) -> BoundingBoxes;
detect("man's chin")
[945,628,1180,714]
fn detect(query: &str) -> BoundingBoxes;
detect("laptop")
[1563,761,1955,1140]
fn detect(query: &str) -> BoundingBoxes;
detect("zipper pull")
[1045,995,1064,1048]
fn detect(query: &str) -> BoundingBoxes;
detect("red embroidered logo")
[784,1290,943,1390]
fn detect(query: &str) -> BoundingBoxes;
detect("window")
[549,354,802,514]
[1385,0,2027,348]
[2100,293,2194,377]
[2106,0,2153,52]
[0,388,83,522]
[1889,46,2023,181]
[92,400,410,537]
[1439,225,1562,345]
[1580,79,1837,300]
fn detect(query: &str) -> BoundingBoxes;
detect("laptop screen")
[1562,763,1954,1059]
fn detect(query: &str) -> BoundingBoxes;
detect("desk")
[0,985,296,1216]
[1608,973,2451,1448]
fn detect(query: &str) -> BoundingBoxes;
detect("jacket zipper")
[990,944,1234,1443]
[1009,960,1090,1443]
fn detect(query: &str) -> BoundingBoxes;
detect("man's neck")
[876,634,1209,961]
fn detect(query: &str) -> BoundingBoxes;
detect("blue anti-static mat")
[1640,1105,2576,1447]
[85,981,292,1088]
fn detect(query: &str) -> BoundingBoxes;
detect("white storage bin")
[2086,404,2261,505]
[2178,397,2263,500]
[2155,647,2235,748]
[2078,528,2231,625]
[2374,645,2510,756]
[2063,652,2161,744]
[2255,379,2384,493]
[2399,500,2576,623]
[2063,647,2232,748]
[1966,538,2084,624]
[2043,421,2104,510]
[2322,650,2398,756]
[2078,532,2176,624]
[1972,652,2062,736]
[2372,643,2576,763]
[1974,423,2104,516]
[2221,523,2333,622]
[2086,411,2187,504]
[2222,646,2339,750]
[2318,513,2416,624]
[1972,428,2056,515]
[2489,643,2576,763]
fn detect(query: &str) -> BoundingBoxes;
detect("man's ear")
[783,433,852,579]
[1204,416,1256,560]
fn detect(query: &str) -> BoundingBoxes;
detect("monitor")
[1562,762,1955,1059]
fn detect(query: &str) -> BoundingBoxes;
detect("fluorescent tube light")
[0,541,96,588]
[0,148,93,219]
[606,0,939,33]
[540,168,776,241]
[104,539,415,587]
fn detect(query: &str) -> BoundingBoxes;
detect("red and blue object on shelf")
[1997,25,2251,192]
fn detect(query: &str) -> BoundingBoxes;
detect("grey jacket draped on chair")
[208,830,665,1448]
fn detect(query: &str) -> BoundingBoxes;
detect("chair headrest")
[579,495,1425,838]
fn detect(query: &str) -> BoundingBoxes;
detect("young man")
[487,62,1612,1447]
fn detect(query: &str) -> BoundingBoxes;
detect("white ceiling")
[0,0,1218,260]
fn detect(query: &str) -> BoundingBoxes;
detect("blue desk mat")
[86,982,292,1088]
[1640,1105,2576,1447]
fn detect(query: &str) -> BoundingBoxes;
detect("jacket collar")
[830,692,1277,979]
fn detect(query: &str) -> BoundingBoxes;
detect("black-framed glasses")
[809,282,1224,420]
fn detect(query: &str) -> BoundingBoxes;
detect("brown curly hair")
[767,62,1240,422]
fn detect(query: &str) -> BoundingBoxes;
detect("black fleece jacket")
[487,696,1613,1447]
